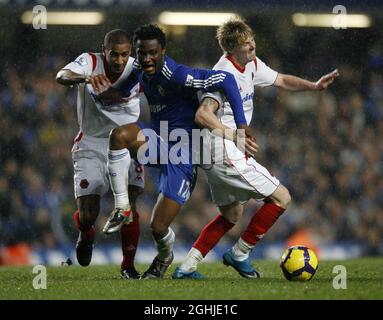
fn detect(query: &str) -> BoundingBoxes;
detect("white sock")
[156,228,175,262]
[231,237,254,261]
[179,247,203,273]
[108,148,131,210]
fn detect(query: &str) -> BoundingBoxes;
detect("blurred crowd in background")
[0,19,382,262]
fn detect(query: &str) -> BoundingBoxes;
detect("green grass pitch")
[0,258,382,300]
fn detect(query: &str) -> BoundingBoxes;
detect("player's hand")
[96,88,128,106]
[314,69,339,90]
[86,74,112,93]
[236,124,259,158]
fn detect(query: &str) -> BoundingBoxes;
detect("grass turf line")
[0,258,382,300]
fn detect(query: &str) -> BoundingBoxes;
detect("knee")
[222,211,241,224]
[277,188,292,209]
[282,191,292,209]
[220,204,243,224]
[110,126,132,150]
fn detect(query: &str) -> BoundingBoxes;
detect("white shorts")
[72,133,144,198]
[203,135,279,206]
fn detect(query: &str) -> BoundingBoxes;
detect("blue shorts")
[159,163,197,205]
[137,122,198,205]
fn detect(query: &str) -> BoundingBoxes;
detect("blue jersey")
[123,55,247,136]
[120,55,247,205]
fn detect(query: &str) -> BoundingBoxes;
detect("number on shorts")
[178,179,190,199]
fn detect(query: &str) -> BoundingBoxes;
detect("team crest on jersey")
[75,57,88,66]
[185,74,194,87]
[157,85,166,96]
[80,179,89,189]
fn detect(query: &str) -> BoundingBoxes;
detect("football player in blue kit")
[102,24,257,279]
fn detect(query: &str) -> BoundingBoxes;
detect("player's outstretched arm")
[56,69,88,86]
[273,69,339,91]
[314,69,339,90]
[56,69,112,93]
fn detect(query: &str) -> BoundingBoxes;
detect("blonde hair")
[216,18,253,54]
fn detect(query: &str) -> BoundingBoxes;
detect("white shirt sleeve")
[62,53,93,76]
[253,56,278,87]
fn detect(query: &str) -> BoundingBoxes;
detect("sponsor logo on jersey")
[242,92,254,103]
[157,85,166,96]
[149,104,167,113]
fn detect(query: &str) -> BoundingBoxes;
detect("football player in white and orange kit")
[56,29,144,279]
[173,19,339,279]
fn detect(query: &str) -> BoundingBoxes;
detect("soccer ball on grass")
[280,245,318,281]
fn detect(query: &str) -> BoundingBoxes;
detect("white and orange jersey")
[205,55,278,129]
[63,52,140,138]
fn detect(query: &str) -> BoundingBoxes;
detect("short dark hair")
[103,29,131,48]
[133,24,166,48]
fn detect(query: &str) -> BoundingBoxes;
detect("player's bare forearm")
[195,97,232,138]
[56,70,112,93]
[195,98,259,156]
[274,69,339,91]
[274,74,316,91]
[56,69,88,86]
